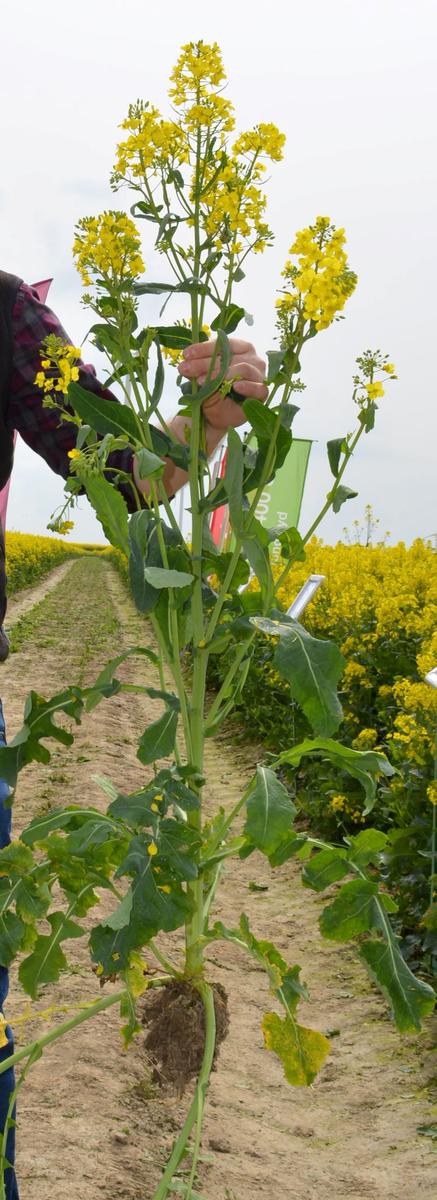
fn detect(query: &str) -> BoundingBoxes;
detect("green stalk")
[0,1046,39,1200]
[0,977,170,1079]
[184,120,208,978]
[184,982,216,1199]
[0,989,124,1076]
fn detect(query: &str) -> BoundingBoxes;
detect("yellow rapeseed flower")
[168,41,235,132]
[73,211,145,289]
[427,782,437,806]
[365,381,385,400]
[276,216,357,335]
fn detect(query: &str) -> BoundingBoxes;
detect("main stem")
[185,122,208,978]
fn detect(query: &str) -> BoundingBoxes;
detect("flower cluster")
[329,793,365,824]
[202,159,272,253]
[276,217,357,335]
[233,123,286,163]
[352,351,398,413]
[112,101,189,186]
[168,41,235,133]
[35,338,81,396]
[47,519,75,536]
[72,211,145,288]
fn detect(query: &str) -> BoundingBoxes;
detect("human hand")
[178,337,267,431]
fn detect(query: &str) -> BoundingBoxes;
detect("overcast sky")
[1,0,436,546]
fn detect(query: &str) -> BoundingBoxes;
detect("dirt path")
[5,560,77,627]
[2,559,436,1200]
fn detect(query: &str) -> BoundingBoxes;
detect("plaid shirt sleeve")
[9,282,138,510]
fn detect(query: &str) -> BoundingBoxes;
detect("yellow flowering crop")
[169,40,235,132]
[4,532,81,596]
[34,340,81,397]
[113,102,189,184]
[233,537,437,832]
[276,216,357,333]
[427,782,437,807]
[72,211,145,288]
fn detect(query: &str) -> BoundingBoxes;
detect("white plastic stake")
[286,574,326,621]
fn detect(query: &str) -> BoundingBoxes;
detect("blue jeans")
[0,702,19,1199]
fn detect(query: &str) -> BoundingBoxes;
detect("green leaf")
[128,511,159,614]
[253,616,344,738]
[15,876,51,923]
[244,766,296,855]
[143,566,194,589]
[155,325,193,350]
[262,1012,330,1086]
[85,476,129,555]
[128,512,187,614]
[20,806,102,845]
[360,940,435,1033]
[346,828,389,866]
[327,438,345,478]
[274,737,394,812]
[151,340,164,409]
[319,878,380,940]
[277,527,306,562]
[266,350,286,383]
[90,836,191,972]
[268,833,308,868]
[136,447,165,480]
[202,549,249,590]
[211,304,245,334]
[137,710,178,765]
[0,688,84,789]
[85,646,158,712]
[19,912,83,999]
[68,381,139,442]
[0,910,26,969]
[242,528,273,609]
[224,428,244,536]
[155,819,200,881]
[303,848,349,892]
[332,485,358,513]
[243,398,277,441]
[89,323,122,359]
[114,767,200,818]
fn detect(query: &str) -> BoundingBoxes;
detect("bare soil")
[2,558,436,1200]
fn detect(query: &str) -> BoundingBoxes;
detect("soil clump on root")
[141,979,229,1092]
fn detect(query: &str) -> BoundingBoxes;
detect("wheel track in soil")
[1,557,435,1200]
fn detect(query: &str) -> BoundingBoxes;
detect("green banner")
[251,438,312,561]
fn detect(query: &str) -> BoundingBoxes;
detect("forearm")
[133,413,224,499]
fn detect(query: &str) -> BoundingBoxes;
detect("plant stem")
[0,989,124,1076]
[184,982,216,1199]
[149,939,181,977]
[185,121,208,978]
[0,977,170,1078]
